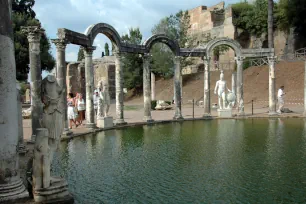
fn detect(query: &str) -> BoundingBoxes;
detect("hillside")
[126,61,305,105]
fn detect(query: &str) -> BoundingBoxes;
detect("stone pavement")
[22,102,305,141]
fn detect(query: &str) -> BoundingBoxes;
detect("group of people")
[67,92,86,129]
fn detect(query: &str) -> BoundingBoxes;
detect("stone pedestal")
[97,116,114,128]
[217,109,233,118]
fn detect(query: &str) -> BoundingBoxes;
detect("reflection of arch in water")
[143,34,180,55]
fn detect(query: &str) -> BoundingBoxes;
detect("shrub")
[151,100,157,110]
[165,101,171,105]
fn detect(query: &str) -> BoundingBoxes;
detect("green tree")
[232,0,268,36]
[104,43,110,56]
[150,10,196,78]
[121,28,143,91]
[13,0,55,81]
[77,47,84,61]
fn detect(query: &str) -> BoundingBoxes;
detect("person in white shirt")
[277,86,285,114]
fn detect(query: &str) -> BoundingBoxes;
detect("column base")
[237,111,245,116]
[0,178,28,203]
[143,116,154,123]
[269,111,278,116]
[203,113,212,118]
[85,123,96,129]
[173,115,184,120]
[115,119,127,126]
[62,128,73,136]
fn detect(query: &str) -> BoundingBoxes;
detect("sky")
[33,0,241,63]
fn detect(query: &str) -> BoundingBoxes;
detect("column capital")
[267,56,277,63]
[83,46,96,56]
[21,26,45,43]
[234,56,245,62]
[51,39,68,51]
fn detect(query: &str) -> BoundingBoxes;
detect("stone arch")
[85,23,121,49]
[143,34,180,55]
[205,37,243,57]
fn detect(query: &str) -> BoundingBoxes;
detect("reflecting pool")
[52,119,306,203]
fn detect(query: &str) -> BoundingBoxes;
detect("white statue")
[97,80,111,118]
[214,71,231,109]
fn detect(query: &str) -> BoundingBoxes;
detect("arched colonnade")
[49,22,275,129]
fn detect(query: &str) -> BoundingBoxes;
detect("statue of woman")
[97,80,104,118]
[214,71,231,109]
[41,75,63,160]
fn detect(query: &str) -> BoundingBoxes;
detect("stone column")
[16,85,26,153]
[304,61,306,116]
[232,71,237,106]
[268,56,277,115]
[51,39,71,135]
[22,26,44,138]
[114,51,126,125]
[143,54,153,122]
[151,72,156,101]
[203,56,211,117]
[0,0,27,201]
[235,56,245,115]
[84,46,96,128]
[173,56,183,120]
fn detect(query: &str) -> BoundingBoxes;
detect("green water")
[52,119,306,203]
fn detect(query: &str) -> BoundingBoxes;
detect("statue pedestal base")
[217,109,232,118]
[0,178,28,202]
[97,116,114,128]
[32,177,74,204]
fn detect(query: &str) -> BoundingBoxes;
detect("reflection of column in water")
[96,131,106,147]
[143,125,150,148]
[112,129,122,157]
[85,134,93,156]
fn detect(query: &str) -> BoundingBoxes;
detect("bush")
[151,100,157,110]
[165,101,171,105]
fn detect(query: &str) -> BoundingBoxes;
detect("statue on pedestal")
[214,71,232,109]
[31,75,73,203]
[97,80,110,118]
[96,80,113,128]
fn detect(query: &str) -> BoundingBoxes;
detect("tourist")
[277,86,286,114]
[67,93,78,129]
[76,93,85,125]
[93,90,100,116]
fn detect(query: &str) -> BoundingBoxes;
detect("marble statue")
[41,75,64,160]
[214,71,231,109]
[31,75,72,203]
[97,80,110,118]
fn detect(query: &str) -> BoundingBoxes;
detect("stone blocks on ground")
[97,116,114,128]
[217,109,232,118]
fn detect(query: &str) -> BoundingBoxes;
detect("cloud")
[33,0,240,61]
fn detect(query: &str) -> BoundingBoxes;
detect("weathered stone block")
[217,109,232,118]
[97,116,114,128]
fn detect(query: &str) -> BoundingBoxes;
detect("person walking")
[67,93,78,129]
[76,93,85,125]
[277,86,286,114]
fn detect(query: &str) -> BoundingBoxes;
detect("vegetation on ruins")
[232,0,306,45]
[150,10,195,79]
[121,28,144,92]
[77,47,85,61]
[104,43,110,56]
[13,0,55,81]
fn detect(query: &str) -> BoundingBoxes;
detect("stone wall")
[66,56,116,100]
